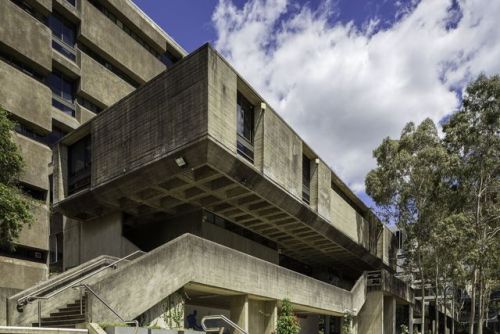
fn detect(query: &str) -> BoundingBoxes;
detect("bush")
[276,299,300,334]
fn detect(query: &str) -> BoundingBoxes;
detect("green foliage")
[341,312,353,334]
[399,324,409,334]
[276,299,300,334]
[0,108,32,249]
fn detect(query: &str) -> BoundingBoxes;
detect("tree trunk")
[469,268,477,334]
[419,262,426,334]
[477,269,486,334]
[451,293,455,334]
[443,285,448,334]
[434,263,439,334]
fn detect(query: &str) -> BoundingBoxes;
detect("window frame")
[236,92,255,163]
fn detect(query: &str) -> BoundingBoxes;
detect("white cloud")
[212,0,500,195]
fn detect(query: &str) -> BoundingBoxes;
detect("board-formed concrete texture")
[54,45,396,276]
[0,0,186,325]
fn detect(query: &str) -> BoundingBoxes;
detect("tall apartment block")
[0,1,441,333]
[0,0,185,324]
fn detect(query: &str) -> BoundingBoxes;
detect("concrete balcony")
[0,61,52,133]
[79,0,165,84]
[79,52,134,107]
[0,1,52,73]
[12,134,52,191]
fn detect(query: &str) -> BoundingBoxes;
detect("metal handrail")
[201,315,248,334]
[18,250,144,307]
[74,284,139,334]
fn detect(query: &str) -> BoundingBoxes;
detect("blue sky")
[132,0,415,52]
[132,0,500,211]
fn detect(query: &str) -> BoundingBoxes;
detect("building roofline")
[126,0,188,57]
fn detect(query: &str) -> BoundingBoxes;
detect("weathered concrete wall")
[80,0,165,83]
[248,299,277,334]
[91,48,209,186]
[101,0,167,52]
[207,47,238,153]
[79,52,134,107]
[0,1,51,73]
[262,109,302,200]
[13,134,51,191]
[0,257,47,291]
[79,212,138,263]
[0,61,52,133]
[316,160,331,221]
[357,291,384,334]
[383,296,396,334]
[0,287,20,326]
[17,202,49,251]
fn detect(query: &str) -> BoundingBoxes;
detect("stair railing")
[201,315,248,334]
[74,283,139,334]
[17,250,144,327]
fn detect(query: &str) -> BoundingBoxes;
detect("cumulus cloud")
[211,0,500,196]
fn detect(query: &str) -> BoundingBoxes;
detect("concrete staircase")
[32,297,86,329]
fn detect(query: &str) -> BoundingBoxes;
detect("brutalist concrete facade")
[47,45,413,333]
[0,0,185,325]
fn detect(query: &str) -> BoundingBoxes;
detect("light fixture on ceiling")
[175,156,187,167]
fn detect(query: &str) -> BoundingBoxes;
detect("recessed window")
[49,14,77,61]
[302,155,311,204]
[45,126,68,148]
[236,92,255,163]
[68,136,91,195]
[48,71,76,117]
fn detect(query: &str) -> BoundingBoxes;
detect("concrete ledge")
[0,326,87,334]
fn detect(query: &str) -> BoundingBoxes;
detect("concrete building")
[0,0,185,325]
[1,1,414,333]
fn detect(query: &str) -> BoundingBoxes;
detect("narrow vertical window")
[302,155,311,204]
[68,136,91,194]
[49,14,77,61]
[236,92,255,163]
[48,71,76,117]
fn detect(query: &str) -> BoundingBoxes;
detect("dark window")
[68,136,91,195]
[48,71,76,117]
[49,14,77,61]
[11,0,47,24]
[302,155,311,204]
[236,92,255,163]
[64,0,76,6]
[14,123,47,145]
[19,183,47,201]
[45,126,67,148]
[79,43,140,88]
[160,50,180,67]
[77,96,104,114]
[0,49,45,83]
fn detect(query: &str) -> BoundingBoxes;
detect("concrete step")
[50,310,85,317]
[41,315,86,322]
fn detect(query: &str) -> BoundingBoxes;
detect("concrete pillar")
[263,300,277,334]
[409,304,414,334]
[230,295,249,332]
[357,291,384,334]
[384,296,396,334]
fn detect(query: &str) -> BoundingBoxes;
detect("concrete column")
[263,300,277,334]
[384,296,396,334]
[357,291,384,334]
[230,295,249,332]
[409,304,414,334]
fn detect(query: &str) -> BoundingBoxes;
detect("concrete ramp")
[87,234,363,322]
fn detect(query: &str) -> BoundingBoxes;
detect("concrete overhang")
[54,135,389,278]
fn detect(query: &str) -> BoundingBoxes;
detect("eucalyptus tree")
[443,74,500,334]
[366,118,452,333]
